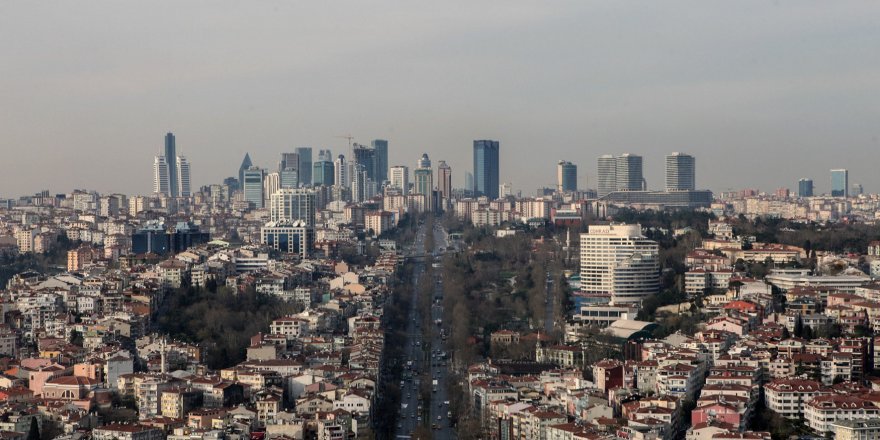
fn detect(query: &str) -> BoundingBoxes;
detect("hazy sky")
[3,1,880,197]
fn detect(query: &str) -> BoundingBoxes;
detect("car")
[437,416,442,421]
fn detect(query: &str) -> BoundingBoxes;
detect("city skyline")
[4,2,880,196]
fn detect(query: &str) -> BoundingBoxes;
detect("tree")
[27,418,39,440]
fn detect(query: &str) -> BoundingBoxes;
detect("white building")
[389,165,409,195]
[580,224,660,304]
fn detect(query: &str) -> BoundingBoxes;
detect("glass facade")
[831,169,848,197]
[473,140,500,199]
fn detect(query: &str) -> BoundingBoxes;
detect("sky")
[2,1,880,198]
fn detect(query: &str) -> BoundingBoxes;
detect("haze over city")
[3,1,880,196]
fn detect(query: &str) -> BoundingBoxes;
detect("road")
[394,221,456,440]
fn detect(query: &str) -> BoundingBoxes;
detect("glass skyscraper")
[312,160,334,186]
[473,140,500,199]
[557,161,577,192]
[831,169,848,198]
[798,178,814,198]
[353,144,377,182]
[243,166,265,208]
[597,155,616,197]
[165,133,178,198]
[615,154,644,191]
[295,147,313,186]
[371,139,388,184]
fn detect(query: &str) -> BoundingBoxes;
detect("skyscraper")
[280,152,299,174]
[153,156,170,196]
[615,154,644,191]
[313,160,334,186]
[414,154,434,210]
[390,165,409,195]
[176,156,191,197]
[238,153,253,191]
[269,188,316,226]
[437,160,452,202]
[280,168,298,189]
[665,152,695,191]
[580,224,660,304]
[557,161,577,193]
[465,172,474,192]
[264,172,280,205]
[165,133,179,198]
[597,155,617,197]
[353,144,377,182]
[831,169,849,198]
[798,178,814,198]
[473,140,500,199]
[243,166,265,209]
[334,155,348,188]
[371,139,388,184]
[295,147,313,186]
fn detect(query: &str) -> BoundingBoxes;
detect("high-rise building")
[153,156,170,196]
[665,152,695,191]
[798,178,814,198]
[580,224,660,304]
[280,152,299,174]
[295,147,313,186]
[465,172,474,192]
[317,149,333,162]
[264,172,280,206]
[243,167,265,209]
[353,144,377,182]
[597,155,617,197]
[176,156,191,197]
[437,160,452,202]
[280,168,298,189]
[831,169,849,198]
[390,165,409,195]
[473,140,500,199]
[414,154,434,210]
[615,154,644,191]
[165,133,179,198]
[557,161,577,193]
[371,139,388,184]
[351,164,373,203]
[239,153,253,191]
[852,183,864,196]
[269,188,316,226]
[313,160,334,186]
[334,155,348,188]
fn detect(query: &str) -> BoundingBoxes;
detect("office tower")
[390,165,409,195]
[665,152,695,191]
[269,188,316,226]
[295,147,313,186]
[280,152,299,174]
[414,154,434,210]
[165,133,179,198]
[334,155,348,188]
[264,172,280,206]
[473,140,500,199]
[280,168,298,189]
[353,144,377,181]
[437,160,452,201]
[239,153,253,190]
[176,156,191,197]
[557,161,577,193]
[831,169,849,198]
[261,222,314,259]
[499,182,513,198]
[580,224,660,304]
[597,155,617,197]
[317,149,333,162]
[371,139,389,184]
[243,167,265,208]
[312,160,334,186]
[798,178,814,198]
[852,183,864,196]
[616,154,644,191]
[465,172,474,192]
[153,156,170,195]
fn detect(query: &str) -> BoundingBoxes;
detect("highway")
[394,221,456,440]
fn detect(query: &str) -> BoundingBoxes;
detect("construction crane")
[335,134,354,150]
